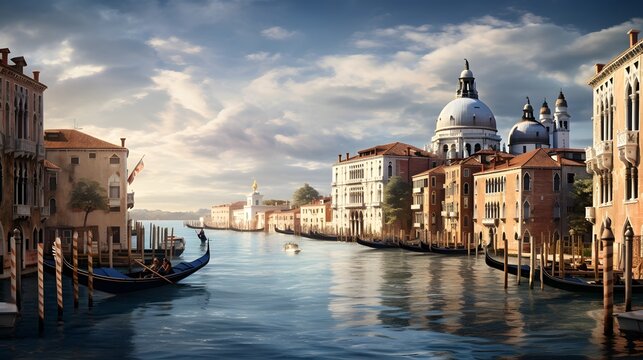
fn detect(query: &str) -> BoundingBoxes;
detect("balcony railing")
[448,211,458,218]
[413,187,423,194]
[440,211,448,217]
[413,222,423,228]
[13,204,31,219]
[345,202,364,208]
[616,130,639,166]
[411,204,421,210]
[482,218,497,226]
[585,206,596,224]
[15,138,36,157]
[585,147,599,174]
[594,140,613,171]
[109,198,120,207]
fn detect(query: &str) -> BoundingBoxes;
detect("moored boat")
[44,242,210,294]
[356,238,399,249]
[430,244,481,255]
[484,248,534,278]
[616,310,643,334]
[0,302,18,328]
[274,226,295,235]
[300,231,338,241]
[541,266,643,294]
[399,241,431,253]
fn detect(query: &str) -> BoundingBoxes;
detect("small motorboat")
[0,302,18,328]
[283,242,301,254]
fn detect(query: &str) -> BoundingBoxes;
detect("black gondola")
[300,231,338,241]
[229,227,264,232]
[399,241,431,253]
[356,238,399,249]
[203,224,228,230]
[484,249,533,278]
[541,266,643,294]
[430,244,481,255]
[44,242,210,294]
[184,222,203,229]
[274,226,295,235]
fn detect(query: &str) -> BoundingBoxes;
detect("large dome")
[508,120,549,145]
[435,97,497,132]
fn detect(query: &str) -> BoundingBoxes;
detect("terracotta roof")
[43,159,60,170]
[483,148,558,172]
[44,129,123,150]
[345,142,433,161]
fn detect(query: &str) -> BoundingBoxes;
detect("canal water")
[1,220,642,359]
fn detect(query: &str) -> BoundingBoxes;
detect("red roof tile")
[44,129,123,150]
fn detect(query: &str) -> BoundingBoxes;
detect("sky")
[1,0,641,211]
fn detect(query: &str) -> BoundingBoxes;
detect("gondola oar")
[133,259,175,285]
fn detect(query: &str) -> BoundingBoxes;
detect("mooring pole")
[601,218,615,335]
[624,223,633,312]
[55,237,64,321]
[87,231,94,308]
[38,241,45,333]
[503,237,508,289]
[14,229,22,311]
[72,231,79,309]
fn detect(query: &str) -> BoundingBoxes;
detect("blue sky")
[1,0,641,211]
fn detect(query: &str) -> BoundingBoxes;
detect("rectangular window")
[109,227,120,243]
[49,175,57,191]
[567,173,575,183]
[71,156,79,165]
[464,169,470,177]
[110,156,120,164]
[431,176,436,187]
[89,153,96,159]
[109,184,120,198]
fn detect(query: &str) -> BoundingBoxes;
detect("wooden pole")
[529,240,535,289]
[55,237,63,321]
[594,235,599,282]
[87,231,94,308]
[540,244,545,290]
[140,224,145,262]
[170,228,175,260]
[38,242,44,333]
[551,239,556,275]
[503,237,508,289]
[108,232,113,268]
[601,218,615,335]
[128,218,132,274]
[14,229,22,311]
[164,228,169,258]
[97,229,102,268]
[624,224,633,312]
[72,231,79,309]
[467,232,471,256]
[560,236,565,278]
[517,235,522,285]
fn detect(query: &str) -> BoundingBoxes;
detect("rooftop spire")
[464,58,469,70]
[456,59,478,99]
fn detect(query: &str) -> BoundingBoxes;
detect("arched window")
[464,215,469,226]
[431,191,436,205]
[635,80,640,131]
[465,143,471,155]
[49,198,56,214]
[110,154,120,165]
[523,173,531,191]
[515,201,519,218]
[387,162,392,177]
[431,212,436,224]
[553,173,561,192]
[442,144,448,154]
[474,143,481,153]
[627,83,633,131]
[515,175,519,191]
[108,174,120,199]
[523,201,530,219]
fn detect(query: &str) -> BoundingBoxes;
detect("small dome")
[435,97,497,132]
[556,91,567,107]
[540,99,551,115]
[509,119,549,145]
[460,69,473,78]
[523,102,533,112]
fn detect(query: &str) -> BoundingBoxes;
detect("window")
[567,173,575,183]
[431,213,436,224]
[464,197,468,209]
[49,174,57,191]
[387,162,392,177]
[71,156,79,165]
[109,227,120,243]
[431,191,436,205]
[515,175,520,191]
[523,173,531,191]
[89,153,96,159]
[431,176,436,187]
[464,169,470,177]
[523,146,527,153]
[109,184,120,198]
[553,173,561,192]
[463,183,469,195]
[110,155,120,165]
[523,201,530,219]
[49,198,56,214]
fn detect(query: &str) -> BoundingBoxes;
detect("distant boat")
[484,248,533,278]
[356,238,398,249]
[0,302,18,328]
[230,227,264,232]
[283,242,301,254]
[44,242,210,294]
[300,231,338,241]
[274,226,295,235]
[430,244,481,255]
[184,222,203,229]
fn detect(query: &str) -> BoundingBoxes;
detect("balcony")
[413,222,423,228]
[411,204,421,210]
[3,134,14,153]
[616,130,639,166]
[413,187,423,194]
[345,202,364,209]
[440,211,448,217]
[14,138,36,158]
[585,206,596,224]
[594,140,613,171]
[127,192,135,209]
[585,147,599,174]
[482,218,497,227]
[448,211,458,218]
[13,204,31,219]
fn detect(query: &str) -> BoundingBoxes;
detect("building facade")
[210,201,245,228]
[268,208,300,233]
[300,197,332,233]
[44,129,132,253]
[331,142,437,237]
[0,48,47,276]
[440,157,482,246]
[586,29,643,270]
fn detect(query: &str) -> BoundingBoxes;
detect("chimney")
[338,154,342,162]
[628,29,640,47]
[120,137,126,147]
[11,56,27,74]
[407,147,411,156]
[595,63,605,74]
[346,152,349,160]
[32,71,40,82]
[0,48,9,66]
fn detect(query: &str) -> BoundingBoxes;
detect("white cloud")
[246,51,281,62]
[261,26,297,40]
[147,36,202,54]
[151,69,213,119]
[58,64,106,81]
[42,40,73,65]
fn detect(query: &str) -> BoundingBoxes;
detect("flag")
[127,156,145,185]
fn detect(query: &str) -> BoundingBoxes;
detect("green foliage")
[69,179,109,227]
[568,177,593,236]
[382,176,412,229]
[292,183,320,207]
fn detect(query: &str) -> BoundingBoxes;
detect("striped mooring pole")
[87,231,94,308]
[10,234,16,305]
[38,242,45,333]
[73,232,79,309]
[55,237,64,321]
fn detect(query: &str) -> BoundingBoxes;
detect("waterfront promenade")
[1,220,642,359]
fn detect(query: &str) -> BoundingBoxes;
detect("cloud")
[58,64,106,81]
[261,26,297,40]
[151,69,213,119]
[246,51,281,62]
[147,36,202,54]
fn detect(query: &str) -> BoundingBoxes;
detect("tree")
[69,179,109,228]
[382,176,412,235]
[292,183,320,207]
[568,178,593,236]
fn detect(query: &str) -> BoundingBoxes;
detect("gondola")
[300,231,338,241]
[430,244,481,255]
[203,224,228,230]
[274,226,295,235]
[184,222,203,229]
[229,227,264,232]
[484,249,533,278]
[399,241,431,253]
[44,242,210,294]
[541,266,643,294]
[356,237,399,249]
